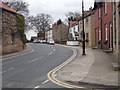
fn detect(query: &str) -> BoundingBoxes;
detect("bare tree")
[2,0,29,16]
[28,13,52,33]
[65,11,81,21]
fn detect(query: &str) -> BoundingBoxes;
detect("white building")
[69,23,79,41]
[45,28,53,40]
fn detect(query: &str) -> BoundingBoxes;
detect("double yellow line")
[47,48,84,89]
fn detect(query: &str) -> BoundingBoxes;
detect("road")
[2,43,73,89]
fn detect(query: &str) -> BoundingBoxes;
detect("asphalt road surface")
[2,43,73,89]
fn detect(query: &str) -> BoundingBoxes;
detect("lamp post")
[82,0,86,55]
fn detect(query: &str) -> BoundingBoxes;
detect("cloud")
[25,0,94,22]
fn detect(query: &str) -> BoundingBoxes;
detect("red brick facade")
[94,2,113,50]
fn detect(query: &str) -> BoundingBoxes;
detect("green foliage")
[16,14,26,44]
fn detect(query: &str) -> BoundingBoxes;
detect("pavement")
[56,45,119,89]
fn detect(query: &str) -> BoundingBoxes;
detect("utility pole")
[82,0,86,55]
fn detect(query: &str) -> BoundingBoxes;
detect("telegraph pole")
[82,0,86,55]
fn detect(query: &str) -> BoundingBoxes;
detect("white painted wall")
[67,41,79,46]
[69,25,79,40]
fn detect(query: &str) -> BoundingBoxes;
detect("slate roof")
[0,3,21,15]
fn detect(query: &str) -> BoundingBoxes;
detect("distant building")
[37,31,45,40]
[68,21,79,41]
[1,3,25,55]
[52,22,68,44]
[45,28,53,40]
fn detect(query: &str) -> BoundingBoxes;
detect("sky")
[24,0,94,40]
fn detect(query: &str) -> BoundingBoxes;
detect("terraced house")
[52,20,68,44]
[93,2,113,50]
[1,3,25,55]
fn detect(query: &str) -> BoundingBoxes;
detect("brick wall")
[94,2,113,50]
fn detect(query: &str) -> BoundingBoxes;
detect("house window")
[98,27,101,40]
[86,33,89,39]
[86,18,88,24]
[11,33,15,44]
[98,8,101,18]
[104,2,107,14]
[105,24,108,41]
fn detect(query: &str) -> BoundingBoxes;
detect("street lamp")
[82,0,86,55]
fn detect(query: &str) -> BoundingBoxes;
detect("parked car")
[42,40,47,43]
[38,40,43,43]
[33,40,38,43]
[47,40,55,45]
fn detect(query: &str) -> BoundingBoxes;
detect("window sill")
[104,13,107,16]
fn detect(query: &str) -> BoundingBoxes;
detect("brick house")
[52,22,68,44]
[93,2,113,50]
[1,3,25,55]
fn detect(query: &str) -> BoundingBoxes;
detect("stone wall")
[2,10,24,55]
[52,23,68,43]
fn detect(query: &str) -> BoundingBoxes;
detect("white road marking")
[48,52,53,55]
[2,67,14,74]
[2,71,7,73]
[32,85,40,90]
[42,79,49,84]
[27,58,39,63]
[54,74,57,77]
[34,86,40,89]
[6,83,14,87]
[53,49,55,51]
[7,67,14,71]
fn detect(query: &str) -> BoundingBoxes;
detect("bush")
[16,14,26,44]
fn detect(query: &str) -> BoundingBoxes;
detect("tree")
[2,0,29,16]
[28,13,52,33]
[65,11,81,21]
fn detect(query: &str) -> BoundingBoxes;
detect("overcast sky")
[24,0,94,40]
[25,0,94,22]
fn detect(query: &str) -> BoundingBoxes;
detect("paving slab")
[57,46,119,88]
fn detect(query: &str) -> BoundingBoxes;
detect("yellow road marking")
[47,48,85,89]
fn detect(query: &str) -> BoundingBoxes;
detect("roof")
[69,21,78,27]
[93,2,103,10]
[0,3,21,15]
